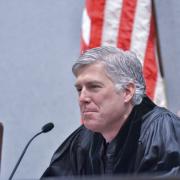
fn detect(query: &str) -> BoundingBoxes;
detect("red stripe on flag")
[117,0,137,50]
[86,0,106,48]
[143,14,158,99]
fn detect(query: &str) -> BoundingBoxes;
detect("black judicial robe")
[42,97,180,177]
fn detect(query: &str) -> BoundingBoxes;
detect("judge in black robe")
[41,47,180,178]
[42,97,180,177]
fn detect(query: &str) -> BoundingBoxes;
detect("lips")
[83,109,98,113]
[82,111,97,119]
[81,105,98,115]
[82,108,97,113]
[82,109,97,117]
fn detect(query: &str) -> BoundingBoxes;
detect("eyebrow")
[74,80,104,88]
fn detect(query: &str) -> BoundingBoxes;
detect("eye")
[89,84,102,91]
[76,87,82,93]
[75,85,82,94]
[91,85,100,88]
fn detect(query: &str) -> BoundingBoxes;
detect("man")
[42,46,180,177]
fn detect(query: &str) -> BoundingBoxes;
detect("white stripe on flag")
[101,0,123,46]
[82,8,91,46]
[130,0,152,65]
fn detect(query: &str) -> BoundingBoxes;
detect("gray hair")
[72,46,146,105]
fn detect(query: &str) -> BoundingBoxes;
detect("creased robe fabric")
[41,97,180,178]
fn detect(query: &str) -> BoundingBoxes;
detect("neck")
[102,105,134,143]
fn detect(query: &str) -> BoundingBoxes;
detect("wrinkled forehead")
[74,62,116,88]
[73,61,106,76]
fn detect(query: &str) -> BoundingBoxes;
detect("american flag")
[80,0,167,107]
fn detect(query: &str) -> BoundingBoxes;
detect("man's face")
[75,63,132,135]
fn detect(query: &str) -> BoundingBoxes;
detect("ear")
[124,83,136,103]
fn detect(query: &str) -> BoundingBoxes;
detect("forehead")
[76,62,104,75]
[75,63,113,84]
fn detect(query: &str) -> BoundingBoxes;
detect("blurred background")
[0,0,180,179]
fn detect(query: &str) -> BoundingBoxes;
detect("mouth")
[82,109,98,116]
[83,111,94,114]
[83,109,97,113]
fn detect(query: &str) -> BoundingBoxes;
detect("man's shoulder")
[141,105,180,139]
[54,125,98,153]
[59,125,94,147]
[69,125,98,147]
[144,105,180,124]
[49,125,95,163]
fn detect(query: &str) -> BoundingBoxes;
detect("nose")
[79,88,91,103]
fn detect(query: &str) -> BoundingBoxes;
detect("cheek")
[101,95,124,113]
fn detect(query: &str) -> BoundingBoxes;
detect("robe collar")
[104,96,156,173]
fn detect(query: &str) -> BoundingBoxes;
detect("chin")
[83,120,101,133]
